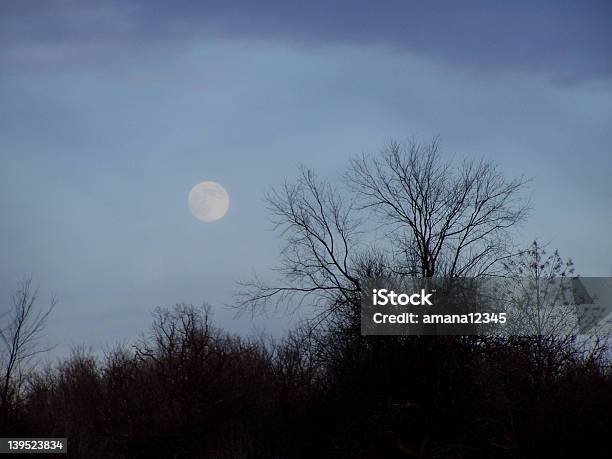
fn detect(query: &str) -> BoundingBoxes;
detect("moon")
[188,181,230,222]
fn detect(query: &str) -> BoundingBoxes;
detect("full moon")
[188,181,230,222]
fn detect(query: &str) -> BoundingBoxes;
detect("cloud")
[2,1,611,81]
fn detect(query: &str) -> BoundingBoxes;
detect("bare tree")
[134,303,214,364]
[346,139,530,277]
[501,241,610,361]
[501,241,578,337]
[0,276,56,420]
[239,139,530,326]
[238,166,362,323]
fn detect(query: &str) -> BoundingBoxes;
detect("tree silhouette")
[0,276,55,428]
[240,138,530,325]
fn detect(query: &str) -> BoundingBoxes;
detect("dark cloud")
[2,0,611,80]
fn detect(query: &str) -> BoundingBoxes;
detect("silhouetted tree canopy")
[239,139,530,329]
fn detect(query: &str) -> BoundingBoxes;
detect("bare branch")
[1,276,56,416]
[236,166,362,321]
[346,139,530,277]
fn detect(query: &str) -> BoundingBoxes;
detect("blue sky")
[1,1,611,355]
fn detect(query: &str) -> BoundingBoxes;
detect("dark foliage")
[1,303,610,458]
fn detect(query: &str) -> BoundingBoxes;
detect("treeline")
[3,303,611,458]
